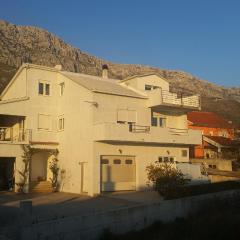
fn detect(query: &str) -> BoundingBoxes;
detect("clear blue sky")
[1,0,240,87]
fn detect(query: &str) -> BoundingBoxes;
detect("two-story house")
[0,64,202,195]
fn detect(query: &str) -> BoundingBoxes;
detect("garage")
[0,157,15,191]
[101,155,136,192]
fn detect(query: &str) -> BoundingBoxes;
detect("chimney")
[102,64,109,78]
[55,65,62,71]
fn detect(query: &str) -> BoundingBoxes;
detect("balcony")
[147,88,200,110]
[0,127,32,144]
[94,123,202,145]
[0,114,31,144]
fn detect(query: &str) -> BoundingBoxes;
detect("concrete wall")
[1,68,27,100]
[20,190,240,240]
[209,175,240,182]
[121,75,170,92]
[191,158,232,171]
[93,142,190,194]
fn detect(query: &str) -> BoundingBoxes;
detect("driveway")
[0,190,162,227]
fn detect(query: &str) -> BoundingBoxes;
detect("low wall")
[20,190,240,240]
[209,175,240,183]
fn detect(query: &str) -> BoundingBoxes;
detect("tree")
[146,162,188,199]
[49,149,60,192]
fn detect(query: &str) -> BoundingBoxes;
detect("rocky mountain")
[0,20,240,125]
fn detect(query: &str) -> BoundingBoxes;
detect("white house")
[0,63,202,195]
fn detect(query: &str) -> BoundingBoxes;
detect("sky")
[1,0,240,87]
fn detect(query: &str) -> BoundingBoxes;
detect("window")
[113,159,121,164]
[38,82,44,95]
[38,114,52,130]
[182,150,188,157]
[125,159,133,164]
[101,159,109,164]
[45,84,50,95]
[151,114,167,127]
[145,85,159,91]
[158,156,175,163]
[58,116,65,131]
[151,117,158,126]
[59,82,65,96]
[38,82,51,96]
[209,164,217,169]
[145,85,152,91]
[159,118,166,127]
[164,157,169,162]
[117,109,137,123]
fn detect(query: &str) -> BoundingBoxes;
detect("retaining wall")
[20,189,240,240]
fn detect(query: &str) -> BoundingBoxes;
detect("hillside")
[0,20,239,125]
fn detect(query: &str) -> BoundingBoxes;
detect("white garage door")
[101,155,136,192]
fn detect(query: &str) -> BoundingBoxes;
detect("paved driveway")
[0,190,162,227]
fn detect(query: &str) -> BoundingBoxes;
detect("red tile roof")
[187,111,233,128]
[205,135,240,147]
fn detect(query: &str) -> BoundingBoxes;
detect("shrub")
[146,162,188,199]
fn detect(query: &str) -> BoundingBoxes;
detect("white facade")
[0,64,202,195]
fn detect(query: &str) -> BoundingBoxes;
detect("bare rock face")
[0,20,239,125]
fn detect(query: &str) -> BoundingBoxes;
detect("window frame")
[38,81,51,96]
[158,156,176,163]
[59,82,65,96]
[38,114,52,131]
[159,117,166,128]
[113,159,121,164]
[58,115,65,131]
[182,149,188,157]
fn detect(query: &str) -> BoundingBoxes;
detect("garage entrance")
[101,155,136,192]
[0,157,15,191]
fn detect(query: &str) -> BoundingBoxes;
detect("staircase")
[30,181,53,193]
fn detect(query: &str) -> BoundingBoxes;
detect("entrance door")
[0,157,15,191]
[101,155,136,192]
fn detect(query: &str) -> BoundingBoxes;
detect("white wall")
[122,75,170,92]
[93,142,189,194]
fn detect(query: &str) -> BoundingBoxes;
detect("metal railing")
[129,124,150,133]
[0,127,31,143]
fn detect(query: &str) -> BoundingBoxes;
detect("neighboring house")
[0,63,202,195]
[188,111,240,171]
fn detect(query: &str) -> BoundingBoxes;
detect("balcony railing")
[94,123,202,145]
[129,124,150,133]
[147,88,200,109]
[162,90,200,108]
[169,128,188,135]
[0,127,32,143]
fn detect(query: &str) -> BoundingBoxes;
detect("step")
[30,181,53,193]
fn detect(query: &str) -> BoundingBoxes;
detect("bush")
[146,162,188,199]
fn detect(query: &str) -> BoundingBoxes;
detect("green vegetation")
[146,162,240,199]
[146,162,188,199]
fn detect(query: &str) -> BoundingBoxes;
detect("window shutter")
[117,109,128,122]
[128,110,137,123]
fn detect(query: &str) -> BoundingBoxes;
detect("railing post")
[10,127,13,142]
[181,93,183,106]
